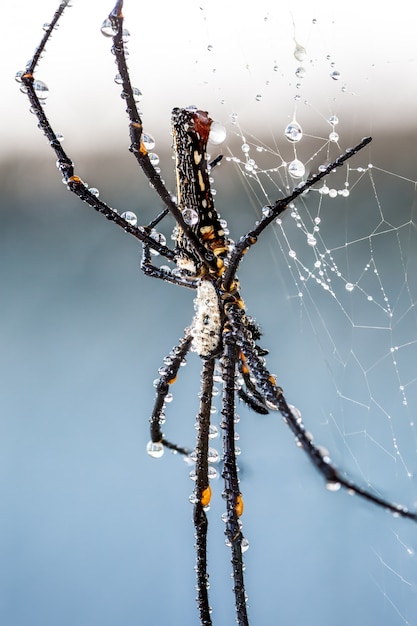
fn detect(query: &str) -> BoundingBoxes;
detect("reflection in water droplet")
[295,66,306,79]
[329,115,339,125]
[284,121,303,143]
[330,70,341,80]
[255,94,262,101]
[329,131,339,142]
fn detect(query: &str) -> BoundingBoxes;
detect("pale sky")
[4,0,417,159]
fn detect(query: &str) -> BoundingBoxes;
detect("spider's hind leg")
[146,333,194,458]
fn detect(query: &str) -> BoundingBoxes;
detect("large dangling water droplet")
[146,441,164,458]
[284,121,303,143]
[33,80,49,100]
[182,208,199,226]
[288,159,305,179]
[209,121,226,145]
[294,41,307,62]
[100,18,116,37]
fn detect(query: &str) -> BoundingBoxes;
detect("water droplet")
[88,187,99,197]
[148,152,160,166]
[114,73,123,85]
[345,282,354,292]
[230,112,238,125]
[330,70,341,81]
[132,87,142,102]
[182,208,199,226]
[142,133,155,150]
[288,249,297,258]
[100,18,116,37]
[15,70,25,83]
[328,189,337,198]
[295,66,306,79]
[209,425,219,439]
[207,44,213,52]
[329,115,339,125]
[241,143,250,153]
[241,537,250,552]
[122,28,130,43]
[255,93,262,101]
[208,448,220,463]
[288,159,305,179]
[121,211,137,225]
[307,234,317,247]
[209,121,226,145]
[208,466,218,480]
[146,441,164,458]
[294,41,307,62]
[329,131,339,142]
[33,80,49,100]
[284,121,303,143]
[326,480,341,492]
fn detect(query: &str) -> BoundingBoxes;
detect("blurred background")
[2,1,417,625]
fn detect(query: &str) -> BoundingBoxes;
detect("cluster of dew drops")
[222,22,370,297]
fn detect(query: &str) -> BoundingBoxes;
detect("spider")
[19,2,417,625]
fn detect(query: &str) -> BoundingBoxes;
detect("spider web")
[195,5,417,626]
[4,2,417,626]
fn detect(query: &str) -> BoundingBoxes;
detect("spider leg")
[227,302,417,523]
[19,3,173,258]
[140,241,198,289]
[108,3,221,275]
[147,333,194,457]
[193,358,216,626]
[237,351,269,415]
[222,324,249,626]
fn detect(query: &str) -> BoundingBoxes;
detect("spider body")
[19,2,417,625]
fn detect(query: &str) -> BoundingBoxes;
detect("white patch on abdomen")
[190,279,221,357]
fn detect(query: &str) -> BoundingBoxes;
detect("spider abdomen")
[190,279,222,357]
